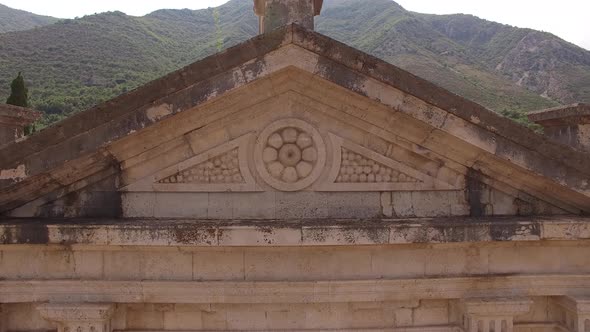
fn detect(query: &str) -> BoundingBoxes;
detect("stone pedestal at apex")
[37,303,115,332]
[254,0,323,33]
[460,298,532,332]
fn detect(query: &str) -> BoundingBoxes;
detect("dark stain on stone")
[0,223,49,245]
[442,226,466,243]
[316,57,368,97]
[514,198,534,216]
[466,168,486,217]
[172,226,216,245]
[490,222,540,241]
[63,191,79,207]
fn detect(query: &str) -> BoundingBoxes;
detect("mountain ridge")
[0,3,59,33]
[0,0,588,128]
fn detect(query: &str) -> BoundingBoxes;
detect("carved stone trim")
[2,276,588,305]
[551,296,590,331]
[319,134,458,191]
[460,298,532,332]
[37,303,115,332]
[122,133,261,192]
[254,118,326,191]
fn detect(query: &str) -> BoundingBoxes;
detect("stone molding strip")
[0,216,589,247]
[123,328,461,332]
[1,275,590,304]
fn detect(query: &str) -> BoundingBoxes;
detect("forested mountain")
[0,4,58,33]
[1,0,589,128]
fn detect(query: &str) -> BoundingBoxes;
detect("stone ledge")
[124,328,460,332]
[528,103,590,124]
[1,275,590,304]
[0,216,589,246]
[0,104,41,127]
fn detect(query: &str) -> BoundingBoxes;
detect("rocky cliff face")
[424,13,590,105]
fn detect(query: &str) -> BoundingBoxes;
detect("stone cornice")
[1,275,590,304]
[0,216,589,247]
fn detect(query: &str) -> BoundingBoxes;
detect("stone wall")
[2,299,557,331]
[1,242,589,331]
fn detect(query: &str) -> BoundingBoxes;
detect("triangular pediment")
[1,25,589,217]
[119,81,465,197]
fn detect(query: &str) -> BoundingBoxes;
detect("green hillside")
[0,3,58,33]
[2,0,589,129]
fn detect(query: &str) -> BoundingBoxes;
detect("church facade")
[1,1,590,331]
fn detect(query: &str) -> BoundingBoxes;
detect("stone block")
[306,248,373,280]
[302,224,389,246]
[488,245,562,274]
[232,192,276,219]
[73,251,104,279]
[200,308,228,330]
[142,251,193,280]
[395,308,413,327]
[219,225,301,246]
[424,247,469,276]
[126,308,164,329]
[413,301,449,326]
[491,189,518,215]
[164,311,203,330]
[111,304,127,330]
[371,247,426,279]
[244,247,373,281]
[0,249,74,279]
[351,306,394,329]
[154,192,208,218]
[558,246,590,273]
[244,248,308,281]
[121,192,155,218]
[411,191,451,217]
[225,305,267,330]
[103,251,143,280]
[326,192,382,219]
[193,249,245,281]
[3,303,52,332]
[276,191,328,219]
[265,306,305,330]
[392,191,414,217]
[207,193,234,219]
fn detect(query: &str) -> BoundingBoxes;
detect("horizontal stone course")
[0,216,588,247]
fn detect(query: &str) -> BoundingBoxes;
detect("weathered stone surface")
[1,216,589,247]
[529,103,590,153]
[1,3,590,331]
[0,104,40,148]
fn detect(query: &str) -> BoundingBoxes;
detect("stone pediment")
[1,25,589,217]
[120,82,463,198]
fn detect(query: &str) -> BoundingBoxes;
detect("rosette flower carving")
[255,119,326,191]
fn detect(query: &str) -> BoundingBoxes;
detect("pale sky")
[2,0,589,50]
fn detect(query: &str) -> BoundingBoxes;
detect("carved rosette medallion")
[255,119,326,191]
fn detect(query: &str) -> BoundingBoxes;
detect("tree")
[6,72,35,135]
[6,72,29,108]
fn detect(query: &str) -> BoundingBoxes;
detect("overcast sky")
[2,0,589,50]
